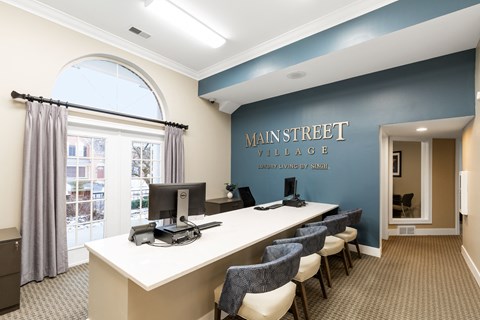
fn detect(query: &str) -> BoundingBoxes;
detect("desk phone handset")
[128,222,156,246]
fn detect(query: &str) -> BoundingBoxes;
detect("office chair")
[305,214,349,288]
[325,209,363,267]
[238,186,256,207]
[393,193,414,218]
[214,243,303,320]
[273,226,328,320]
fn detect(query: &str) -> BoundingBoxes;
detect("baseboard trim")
[348,243,381,258]
[387,228,457,236]
[461,245,480,288]
[69,259,89,268]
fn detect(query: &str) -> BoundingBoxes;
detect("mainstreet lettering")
[245,121,349,148]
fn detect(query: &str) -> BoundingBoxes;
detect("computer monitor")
[284,177,297,198]
[148,182,206,230]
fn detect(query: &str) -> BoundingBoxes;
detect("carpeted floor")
[1,236,479,320]
[282,236,480,320]
[0,264,88,320]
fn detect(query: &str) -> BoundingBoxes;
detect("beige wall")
[0,2,231,230]
[427,139,456,229]
[462,44,480,277]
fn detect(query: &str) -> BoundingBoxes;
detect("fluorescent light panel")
[145,0,226,48]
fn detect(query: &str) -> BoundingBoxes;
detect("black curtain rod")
[10,90,189,130]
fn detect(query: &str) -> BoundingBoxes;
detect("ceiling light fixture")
[145,0,226,49]
[416,127,428,132]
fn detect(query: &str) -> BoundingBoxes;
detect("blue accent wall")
[231,50,476,248]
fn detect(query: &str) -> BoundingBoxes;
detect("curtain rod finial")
[11,90,21,99]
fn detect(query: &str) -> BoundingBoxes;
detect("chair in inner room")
[393,193,414,218]
[238,186,256,207]
[325,209,363,267]
[214,243,303,320]
[272,226,328,320]
[305,214,349,288]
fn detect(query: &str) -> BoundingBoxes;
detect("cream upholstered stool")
[305,214,349,288]
[273,226,328,320]
[214,243,303,320]
[328,209,363,267]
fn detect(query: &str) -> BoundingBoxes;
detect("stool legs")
[345,242,353,268]
[214,303,221,320]
[290,298,300,320]
[295,281,311,320]
[322,255,332,288]
[352,239,362,259]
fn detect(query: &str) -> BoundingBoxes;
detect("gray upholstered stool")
[329,209,363,267]
[214,243,303,320]
[273,226,328,320]
[306,214,350,288]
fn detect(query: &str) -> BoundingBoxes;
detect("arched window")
[53,59,163,120]
[54,58,164,258]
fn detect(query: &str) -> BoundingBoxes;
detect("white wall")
[0,2,231,230]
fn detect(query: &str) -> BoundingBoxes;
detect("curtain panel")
[164,125,185,183]
[21,101,68,285]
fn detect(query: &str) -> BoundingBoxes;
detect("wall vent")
[129,26,151,39]
[398,226,415,235]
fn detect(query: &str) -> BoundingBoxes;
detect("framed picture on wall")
[392,151,402,177]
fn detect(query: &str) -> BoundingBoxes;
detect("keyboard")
[197,221,222,230]
[267,203,283,209]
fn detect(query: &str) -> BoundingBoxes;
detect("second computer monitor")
[284,177,297,198]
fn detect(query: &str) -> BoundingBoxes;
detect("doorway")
[379,117,472,243]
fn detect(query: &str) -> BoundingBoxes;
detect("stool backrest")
[342,208,362,226]
[273,226,327,256]
[305,214,348,236]
[218,243,302,316]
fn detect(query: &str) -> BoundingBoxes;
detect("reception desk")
[85,201,338,320]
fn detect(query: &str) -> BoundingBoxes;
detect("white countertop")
[85,201,337,291]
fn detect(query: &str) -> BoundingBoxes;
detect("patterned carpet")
[0,264,88,320]
[1,236,479,320]
[282,236,480,320]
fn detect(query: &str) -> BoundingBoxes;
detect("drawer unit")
[0,228,21,315]
[205,197,243,215]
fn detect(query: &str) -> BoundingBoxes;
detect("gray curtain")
[164,125,185,183]
[21,101,68,285]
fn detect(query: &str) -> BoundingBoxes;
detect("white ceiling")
[382,116,474,139]
[4,0,480,136]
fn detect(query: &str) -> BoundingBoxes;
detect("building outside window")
[54,58,165,253]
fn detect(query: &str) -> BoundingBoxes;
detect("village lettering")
[245,121,349,148]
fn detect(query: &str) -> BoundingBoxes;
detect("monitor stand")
[162,223,192,233]
[162,188,191,233]
[282,195,306,207]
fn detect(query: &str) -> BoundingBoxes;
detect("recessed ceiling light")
[416,127,428,132]
[145,0,226,48]
[286,71,306,80]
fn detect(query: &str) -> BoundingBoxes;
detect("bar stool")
[305,214,349,288]
[214,243,303,320]
[329,209,363,266]
[273,226,328,320]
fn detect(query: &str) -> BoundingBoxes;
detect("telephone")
[128,222,156,246]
